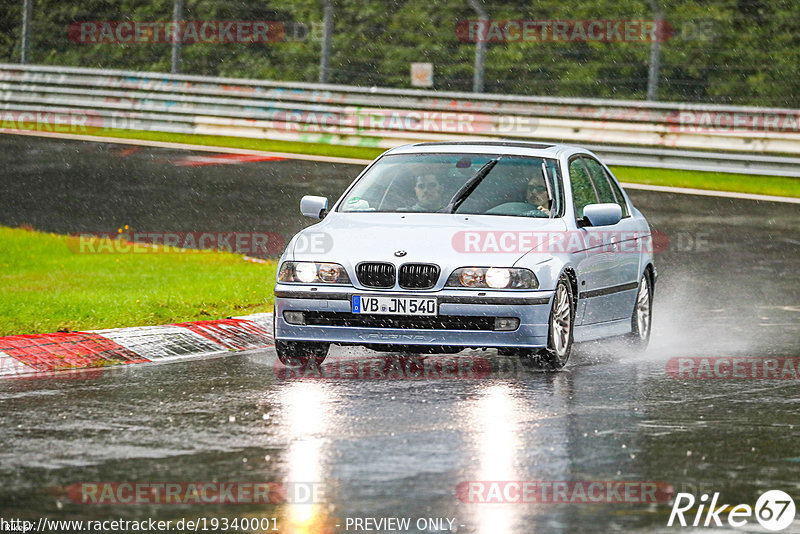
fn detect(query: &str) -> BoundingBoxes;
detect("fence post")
[170,0,183,74]
[21,0,33,64]
[468,0,487,93]
[319,0,334,83]
[647,0,662,101]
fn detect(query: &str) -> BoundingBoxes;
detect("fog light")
[283,311,306,325]
[494,317,519,331]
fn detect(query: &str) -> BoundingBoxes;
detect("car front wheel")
[275,340,329,367]
[627,273,652,350]
[512,274,575,369]
[519,273,576,370]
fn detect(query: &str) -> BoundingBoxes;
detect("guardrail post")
[647,0,662,101]
[170,0,183,74]
[319,0,334,83]
[468,0,487,93]
[20,0,33,64]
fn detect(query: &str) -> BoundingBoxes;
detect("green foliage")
[1,0,798,105]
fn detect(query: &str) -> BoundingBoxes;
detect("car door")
[568,156,603,326]
[580,156,640,323]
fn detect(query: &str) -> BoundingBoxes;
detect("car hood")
[287,213,569,268]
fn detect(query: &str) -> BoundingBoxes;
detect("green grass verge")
[610,165,800,198]
[8,126,800,197]
[0,226,276,336]
[105,129,384,160]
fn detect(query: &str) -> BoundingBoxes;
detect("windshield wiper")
[441,157,501,213]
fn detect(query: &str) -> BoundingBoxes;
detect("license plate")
[352,295,437,316]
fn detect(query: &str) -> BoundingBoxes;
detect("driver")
[409,173,445,211]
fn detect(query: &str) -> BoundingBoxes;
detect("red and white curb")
[172,153,287,167]
[0,313,273,378]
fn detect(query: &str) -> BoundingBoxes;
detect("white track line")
[621,182,800,204]
[3,129,798,204]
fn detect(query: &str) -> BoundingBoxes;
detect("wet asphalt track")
[0,134,799,533]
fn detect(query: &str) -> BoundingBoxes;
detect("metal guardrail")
[1,63,800,176]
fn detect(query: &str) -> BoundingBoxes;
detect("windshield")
[338,153,562,217]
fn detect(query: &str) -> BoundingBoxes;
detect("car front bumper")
[274,284,555,349]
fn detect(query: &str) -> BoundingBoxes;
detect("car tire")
[275,340,329,367]
[538,273,575,370]
[627,272,653,351]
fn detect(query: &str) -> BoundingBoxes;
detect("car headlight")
[278,261,351,284]
[485,267,511,288]
[446,267,538,289]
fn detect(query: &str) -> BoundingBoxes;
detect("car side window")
[605,171,630,217]
[569,157,598,219]
[582,157,616,203]
[582,156,629,218]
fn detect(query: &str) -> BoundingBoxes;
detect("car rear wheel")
[627,273,652,350]
[275,340,329,367]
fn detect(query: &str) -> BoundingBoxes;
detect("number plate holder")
[352,295,437,316]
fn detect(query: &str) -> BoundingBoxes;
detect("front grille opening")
[356,262,396,288]
[398,263,440,289]
[304,312,505,331]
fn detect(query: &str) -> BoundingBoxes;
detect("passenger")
[484,177,551,217]
[525,178,551,215]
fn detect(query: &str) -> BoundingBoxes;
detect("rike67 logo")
[668,490,796,531]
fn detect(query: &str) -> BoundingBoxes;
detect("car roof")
[385,141,584,159]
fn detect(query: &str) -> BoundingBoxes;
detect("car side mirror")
[581,203,622,227]
[300,196,329,219]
